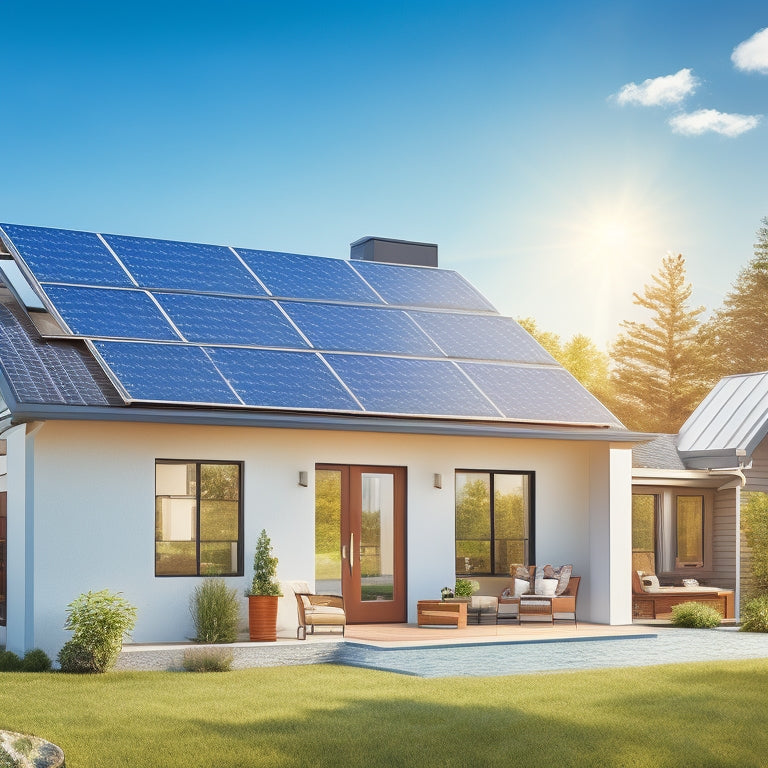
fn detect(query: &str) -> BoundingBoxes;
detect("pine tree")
[699,216,768,380]
[609,253,706,432]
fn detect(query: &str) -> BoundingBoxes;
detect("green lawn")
[1,660,767,767]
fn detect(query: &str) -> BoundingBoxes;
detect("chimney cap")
[350,236,438,268]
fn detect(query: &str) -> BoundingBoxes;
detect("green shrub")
[740,594,768,632]
[57,640,100,673]
[742,493,768,595]
[21,648,52,672]
[61,589,137,673]
[670,601,722,628]
[190,577,241,644]
[246,529,282,597]
[0,650,23,671]
[181,647,234,672]
[454,579,479,597]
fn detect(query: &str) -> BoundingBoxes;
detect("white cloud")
[669,108,761,137]
[732,27,768,73]
[615,68,698,106]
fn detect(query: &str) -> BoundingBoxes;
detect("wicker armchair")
[290,581,346,640]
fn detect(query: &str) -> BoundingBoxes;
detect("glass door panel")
[315,465,406,623]
[360,473,394,602]
[314,468,343,595]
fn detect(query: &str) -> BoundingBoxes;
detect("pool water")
[333,628,768,677]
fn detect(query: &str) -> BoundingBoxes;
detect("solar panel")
[0,223,619,427]
[154,293,308,347]
[325,354,500,418]
[206,348,360,411]
[350,260,496,311]
[460,363,617,424]
[0,224,134,287]
[280,302,442,356]
[237,248,382,303]
[408,311,555,363]
[91,342,241,405]
[103,234,267,294]
[42,286,180,341]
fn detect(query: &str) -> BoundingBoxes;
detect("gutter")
[2,403,648,443]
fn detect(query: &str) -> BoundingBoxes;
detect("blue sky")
[2,1,767,346]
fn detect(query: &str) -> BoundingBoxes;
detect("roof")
[0,223,627,435]
[632,434,686,470]
[677,371,768,468]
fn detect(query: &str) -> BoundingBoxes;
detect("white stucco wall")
[5,419,631,656]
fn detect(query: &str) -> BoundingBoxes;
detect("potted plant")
[444,579,479,603]
[246,529,282,642]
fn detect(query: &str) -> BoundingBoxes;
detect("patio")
[116,621,655,672]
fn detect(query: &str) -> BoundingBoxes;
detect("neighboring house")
[632,371,768,616]
[0,224,640,657]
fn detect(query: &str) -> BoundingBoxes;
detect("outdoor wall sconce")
[433,473,442,489]
[298,471,308,487]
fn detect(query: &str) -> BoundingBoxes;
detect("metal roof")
[677,371,768,468]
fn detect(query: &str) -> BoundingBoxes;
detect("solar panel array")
[0,223,620,425]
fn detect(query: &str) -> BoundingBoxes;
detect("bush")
[246,529,282,597]
[742,493,768,595]
[61,589,137,673]
[0,650,23,671]
[740,594,768,632]
[190,578,241,644]
[57,640,100,673]
[670,601,722,628]
[21,648,52,672]
[454,579,479,598]
[181,647,234,672]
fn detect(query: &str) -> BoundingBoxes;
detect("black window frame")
[455,469,535,577]
[155,459,245,577]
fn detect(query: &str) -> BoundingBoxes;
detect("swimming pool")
[332,628,768,677]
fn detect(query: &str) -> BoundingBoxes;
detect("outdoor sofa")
[631,570,734,620]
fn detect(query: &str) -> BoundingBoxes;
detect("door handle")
[350,532,354,574]
[342,544,347,560]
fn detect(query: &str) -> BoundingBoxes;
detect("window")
[676,495,704,567]
[155,461,243,576]
[632,494,656,574]
[455,471,534,576]
[631,487,710,575]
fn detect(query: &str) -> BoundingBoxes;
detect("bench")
[632,571,734,620]
[417,600,468,628]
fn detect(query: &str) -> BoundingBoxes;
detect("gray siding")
[712,488,737,589]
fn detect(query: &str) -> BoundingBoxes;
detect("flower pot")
[248,595,279,642]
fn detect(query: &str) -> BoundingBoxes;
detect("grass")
[1,660,768,767]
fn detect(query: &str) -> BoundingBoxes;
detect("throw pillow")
[641,574,660,592]
[514,578,530,596]
[540,578,558,596]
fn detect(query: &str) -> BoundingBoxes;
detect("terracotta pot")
[248,595,279,642]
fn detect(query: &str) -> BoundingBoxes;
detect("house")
[632,371,768,618]
[0,224,641,657]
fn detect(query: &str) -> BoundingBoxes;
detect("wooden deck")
[341,621,648,647]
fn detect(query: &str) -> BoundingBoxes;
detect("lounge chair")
[289,581,346,640]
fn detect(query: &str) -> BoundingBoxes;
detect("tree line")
[522,216,768,434]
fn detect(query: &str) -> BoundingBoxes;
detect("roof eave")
[4,402,645,442]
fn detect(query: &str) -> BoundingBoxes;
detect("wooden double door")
[315,465,406,623]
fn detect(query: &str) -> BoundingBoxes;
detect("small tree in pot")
[246,529,282,641]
